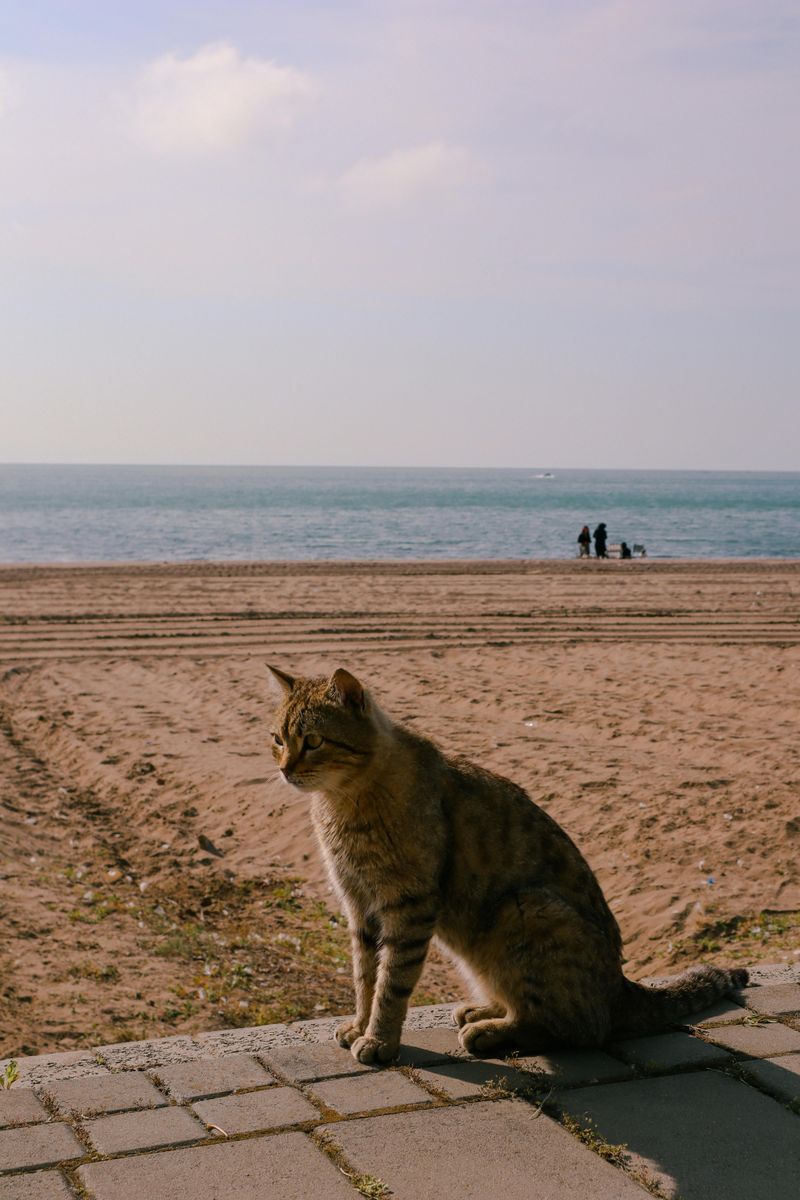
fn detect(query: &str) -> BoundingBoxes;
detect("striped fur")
[268,666,748,1064]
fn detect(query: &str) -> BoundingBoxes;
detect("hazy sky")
[2,1,798,469]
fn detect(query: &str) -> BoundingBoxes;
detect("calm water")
[0,465,798,562]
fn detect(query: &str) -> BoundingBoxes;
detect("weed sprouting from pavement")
[0,1061,19,1089]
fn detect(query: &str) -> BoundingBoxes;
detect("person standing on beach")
[593,523,608,558]
[577,525,591,557]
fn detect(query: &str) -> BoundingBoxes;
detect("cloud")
[337,141,480,209]
[128,42,313,154]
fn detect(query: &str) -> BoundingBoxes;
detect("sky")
[1,0,798,470]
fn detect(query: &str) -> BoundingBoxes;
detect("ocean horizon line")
[2,462,798,476]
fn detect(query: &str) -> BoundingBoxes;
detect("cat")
[268,664,748,1065]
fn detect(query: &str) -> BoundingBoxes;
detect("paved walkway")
[1,962,799,1199]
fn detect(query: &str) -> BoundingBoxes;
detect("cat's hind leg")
[458,1012,559,1055]
[453,1000,506,1028]
[458,1013,528,1056]
[457,891,617,1055]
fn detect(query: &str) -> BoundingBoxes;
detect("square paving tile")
[704,1020,800,1058]
[510,1050,634,1087]
[611,1032,730,1072]
[261,1040,375,1082]
[741,984,800,1016]
[323,1099,647,1199]
[78,1131,355,1199]
[151,1054,273,1100]
[680,998,747,1027]
[192,1087,319,1134]
[0,1172,75,1199]
[558,1070,800,1199]
[737,1053,800,1104]
[0,1122,85,1173]
[395,1026,464,1066]
[84,1106,206,1155]
[0,1089,49,1129]
[310,1070,434,1115]
[42,1071,167,1117]
[414,1059,539,1100]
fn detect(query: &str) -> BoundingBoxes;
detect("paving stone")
[415,1059,539,1100]
[95,1035,204,1071]
[0,1053,108,1087]
[745,962,800,987]
[293,1004,458,1042]
[680,997,748,1027]
[0,1089,49,1129]
[0,1122,84,1173]
[84,1106,206,1155]
[741,983,800,1016]
[395,1026,465,1066]
[323,1098,646,1199]
[738,1053,800,1104]
[414,1062,487,1099]
[611,1032,731,1072]
[195,1024,305,1056]
[150,1054,273,1100]
[404,1003,458,1030]
[510,1049,634,1087]
[262,1040,375,1082]
[79,1131,355,1199]
[310,1069,434,1115]
[558,1070,800,1200]
[42,1071,167,1117]
[0,1171,75,1199]
[705,1020,800,1057]
[192,1087,319,1133]
[289,1015,346,1043]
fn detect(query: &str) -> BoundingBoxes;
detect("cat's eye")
[272,733,284,747]
[305,733,324,750]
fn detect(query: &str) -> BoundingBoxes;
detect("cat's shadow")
[554,1053,800,1200]
[395,1026,800,1199]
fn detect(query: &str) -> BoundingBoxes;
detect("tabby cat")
[268,665,747,1065]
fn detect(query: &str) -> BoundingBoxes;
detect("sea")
[0,465,798,563]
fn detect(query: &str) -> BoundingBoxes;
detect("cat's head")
[267,665,378,792]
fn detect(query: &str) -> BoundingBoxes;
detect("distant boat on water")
[533,471,555,479]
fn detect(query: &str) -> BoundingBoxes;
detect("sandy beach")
[1,558,799,1057]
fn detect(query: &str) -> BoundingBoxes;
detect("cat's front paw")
[350,1035,398,1065]
[335,1020,365,1048]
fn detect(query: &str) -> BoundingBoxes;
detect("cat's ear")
[267,664,295,696]
[328,667,366,712]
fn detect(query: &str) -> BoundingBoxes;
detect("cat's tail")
[613,964,748,1035]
